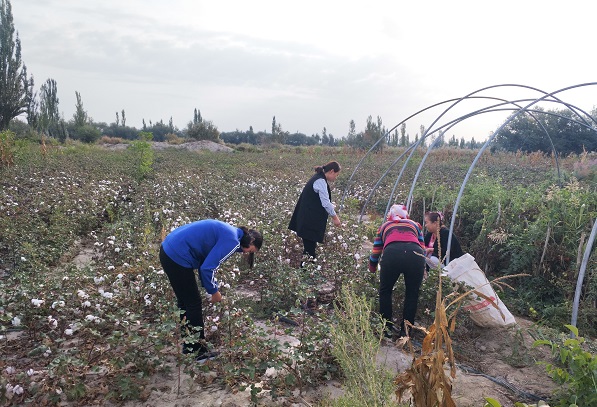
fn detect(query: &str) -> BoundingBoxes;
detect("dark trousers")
[302,238,317,258]
[159,246,206,354]
[379,242,425,336]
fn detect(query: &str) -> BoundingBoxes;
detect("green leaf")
[565,324,579,337]
[483,397,502,407]
[532,339,552,348]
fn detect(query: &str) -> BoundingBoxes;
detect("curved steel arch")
[446,82,597,264]
[341,85,597,213]
[402,84,597,214]
[405,96,597,207]
[361,99,595,222]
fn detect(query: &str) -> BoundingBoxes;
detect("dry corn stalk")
[394,285,456,407]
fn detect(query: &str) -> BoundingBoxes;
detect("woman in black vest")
[289,161,341,261]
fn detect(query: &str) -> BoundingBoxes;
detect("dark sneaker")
[196,351,219,364]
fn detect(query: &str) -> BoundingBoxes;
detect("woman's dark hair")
[239,227,263,250]
[425,211,444,227]
[239,227,263,268]
[314,161,341,174]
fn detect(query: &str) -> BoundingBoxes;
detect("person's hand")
[425,247,434,255]
[368,263,377,273]
[210,291,222,303]
[333,215,341,227]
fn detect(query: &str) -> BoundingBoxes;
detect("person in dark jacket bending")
[423,211,464,267]
[160,219,262,361]
[288,161,341,262]
[369,204,426,338]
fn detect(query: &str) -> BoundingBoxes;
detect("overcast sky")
[10,0,597,140]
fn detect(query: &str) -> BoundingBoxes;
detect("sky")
[10,0,597,141]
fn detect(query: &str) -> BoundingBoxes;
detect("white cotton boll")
[64,328,73,336]
[82,300,91,308]
[354,253,361,260]
[11,316,21,327]
[27,368,35,376]
[210,326,218,332]
[21,257,26,262]
[77,289,89,299]
[223,283,230,289]
[85,315,97,322]
[13,384,24,395]
[43,348,52,357]
[114,247,121,253]
[109,266,116,271]
[317,265,322,271]
[51,301,65,309]
[5,366,16,374]
[31,299,44,307]
[93,276,104,284]
[116,273,123,278]
[249,281,254,286]
[155,269,164,275]
[101,291,113,299]
[264,367,278,378]
[108,240,115,245]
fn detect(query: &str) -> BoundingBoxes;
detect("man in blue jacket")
[160,219,262,361]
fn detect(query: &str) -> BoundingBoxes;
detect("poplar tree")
[0,0,33,130]
[73,91,88,127]
[38,78,60,137]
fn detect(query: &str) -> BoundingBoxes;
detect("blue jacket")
[161,219,243,294]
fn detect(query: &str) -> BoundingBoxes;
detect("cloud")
[10,0,597,139]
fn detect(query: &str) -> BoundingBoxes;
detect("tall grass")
[327,285,402,407]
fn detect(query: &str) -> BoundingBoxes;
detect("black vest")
[288,172,331,243]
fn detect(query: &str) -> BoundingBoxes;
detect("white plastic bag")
[443,253,516,327]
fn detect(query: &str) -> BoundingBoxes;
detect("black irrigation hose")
[456,363,545,402]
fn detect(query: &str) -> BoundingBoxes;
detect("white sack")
[443,253,516,327]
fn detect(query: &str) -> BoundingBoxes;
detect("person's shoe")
[196,351,219,364]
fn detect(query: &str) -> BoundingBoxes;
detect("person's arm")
[313,178,336,216]
[368,224,385,272]
[313,178,341,226]
[412,220,425,248]
[199,239,239,294]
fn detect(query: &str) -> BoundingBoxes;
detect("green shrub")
[533,325,597,407]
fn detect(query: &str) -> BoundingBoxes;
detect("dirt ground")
[115,315,556,407]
